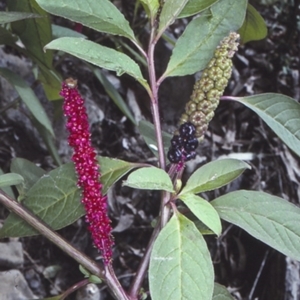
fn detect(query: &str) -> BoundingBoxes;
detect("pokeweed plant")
[1,0,300,299]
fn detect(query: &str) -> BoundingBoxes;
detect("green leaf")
[157,0,189,38]
[211,190,300,261]
[93,69,137,125]
[0,68,54,137]
[35,0,136,41]
[180,158,250,195]
[97,156,144,194]
[163,0,247,78]
[52,24,87,39]
[179,0,219,18]
[231,93,300,158]
[238,4,268,44]
[0,169,15,198]
[139,0,159,19]
[213,283,234,300]
[123,167,174,192]
[0,26,18,45]
[149,212,214,300]
[45,37,148,87]
[138,120,172,158]
[10,158,46,198]
[8,0,53,69]
[0,163,84,238]
[0,11,41,24]
[179,193,222,236]
[0,173,24,188]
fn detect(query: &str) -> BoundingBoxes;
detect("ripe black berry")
[167,147,182,163]
[183,137,199,151]
[185,151,197,161]
[179,122,195,138]
[171,135,183,149]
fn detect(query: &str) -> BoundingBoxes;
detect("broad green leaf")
[97,156,144,194]
[45,37,148,88]
[0,163,84,238]
[0,26,18,45]
[139,0,159,19]
[211,190,300,261]
[231,93,300,158]
[0,173,24,188]
[10,158,46,198]
[93,69,137,125]
[149,212,214,300]
[0,169,14,198]
[179,0,219,18]
[7,0,61,101]
[180,158,250,195]
[35,0,136,41]
[52,24,87,39]
[8,0,53,69]
[179,193,221,236]
[163,0,247,78]
[0,68,54,137]
[0,11,41,24]
[138,120,172,158]
[238,4,267,44]
[123,167,174,192]
[213,283,234,300]
[157,0,189,38]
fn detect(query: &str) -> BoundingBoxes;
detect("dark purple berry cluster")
[167,122,199,163]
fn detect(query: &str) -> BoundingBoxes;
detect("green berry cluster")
[179,32,240,140]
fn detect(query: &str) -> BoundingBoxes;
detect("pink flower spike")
[60,78,113,265]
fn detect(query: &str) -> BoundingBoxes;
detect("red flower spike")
[60,78,113,265]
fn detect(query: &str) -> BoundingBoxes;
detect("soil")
[1,1,300,299]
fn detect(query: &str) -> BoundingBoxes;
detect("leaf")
[8,0,53,69]
[238,4,268,44]
[0,68,54,137]
[0,173,24,188]
[10,158,46,198]
[163,0,247,78]
[97,156,144,194]
[139,0,159,19]
[213,283,234,300]
[7,1,69,101]
[52,24,87,39]
[211,190,300,261]
[93,69,137,125]
[231,93,300,158]
[179,0,219,18]
[0,26,18,45]
[149,212,214,300]
[157,0,189,38]
[123,167,174,192]
[138,120,172,158]
[35,0,136,41]
[0,163,85,238]
[180,158,250,195]
[0,11,41,24]
[0,169,15,198]
[44,37,148,87]
[179,193,222,236]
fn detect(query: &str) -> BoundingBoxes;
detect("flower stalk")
[60,78,114,265]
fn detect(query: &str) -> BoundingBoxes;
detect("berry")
[185,151,197,161]
[167,147,182,163]
[179,122,195,138]
[171,135,183,149]
[183,137,199,151]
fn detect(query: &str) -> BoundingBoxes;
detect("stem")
[60,279,90,300]
[0,190,129,300]
[147,30,165,170]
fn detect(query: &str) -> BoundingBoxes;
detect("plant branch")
[0,190,130,300]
